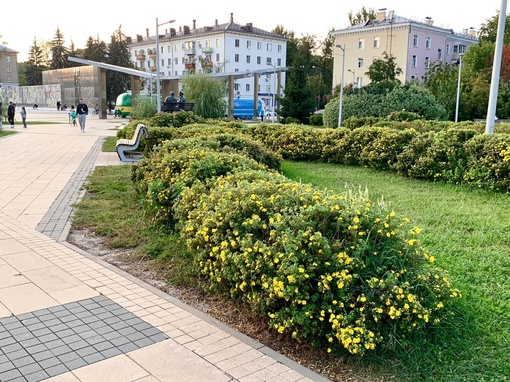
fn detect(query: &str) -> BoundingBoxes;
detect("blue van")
[228,98,265,119]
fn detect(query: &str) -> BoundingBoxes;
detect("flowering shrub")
[175,169,461,356]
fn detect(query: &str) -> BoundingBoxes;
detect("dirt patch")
[67,228,378,382]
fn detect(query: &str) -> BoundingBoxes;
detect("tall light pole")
[156,18,175,113]
[455,53,464,123]
[268,62,276,123]
[347,69,355,87]
[335,44,345,127]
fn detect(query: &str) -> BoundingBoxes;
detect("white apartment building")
[127,13,287,102]
[332,9,479,88]
[0,45,19,94]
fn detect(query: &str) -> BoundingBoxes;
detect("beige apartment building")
[0,45,19,91]
[332,9,479,89]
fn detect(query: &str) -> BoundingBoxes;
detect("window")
[6,66,11,73]
[167,58,171,66]
[184,41,194,50]
[175,45,179,52]
[267,43,272,51]
[357,58,364,68]
[426,37,431,49]
[167,45,172,53]
[246,84,250,92]
[6,56,10,62]
[246,55,251,63]
[446,44,450,54]
[234,54,239,62]
[235,39,240,47]
[247,41,251,49]
[373,37,380,48]
[267,57,272,65]
[453,45,459,54]
[413,34,419,47]
[234,83,240,91]
[216,38,220,47]
[216,53,220,62]
[278,45,282,52]
[257,42,262,50]
[174,58,178,64]
[277,58,282,66]
[257,56,261,64]
[356,77,362,88]
[438,48,442,60]
[425,57,430,68]
[205,40,212,48]
[412,55,417,67]
[6,76,11,82]
[358,39,365,49]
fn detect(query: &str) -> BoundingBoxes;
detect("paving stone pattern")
[0,295,169,382]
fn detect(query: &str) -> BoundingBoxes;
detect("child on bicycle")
[69,106,77,126]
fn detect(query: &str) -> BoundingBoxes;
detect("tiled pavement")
[0,110,331,382]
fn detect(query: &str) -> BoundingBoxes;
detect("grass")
[71,160,510,381]
[282,160,510,381]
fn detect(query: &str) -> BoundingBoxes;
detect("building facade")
[126,13,287,104]
[0,45,20,100]
[332,9,479,89]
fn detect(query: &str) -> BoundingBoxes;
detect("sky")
[1,0,505,62]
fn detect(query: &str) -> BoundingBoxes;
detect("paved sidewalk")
[0,110,331,382]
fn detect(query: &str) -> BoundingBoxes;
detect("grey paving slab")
[0,296,169,381]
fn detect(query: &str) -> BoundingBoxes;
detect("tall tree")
[278,34,317,123]
[348,6,376,26]
[25,38,46,85]
[106,26,134,103]
[50,27,69,69]
[83,36,108,63]
[478,12,510,45]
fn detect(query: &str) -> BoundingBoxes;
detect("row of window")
[357,35,467,54]
[137,55,283,69]
[233,39,283,53]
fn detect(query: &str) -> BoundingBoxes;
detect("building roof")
[335,10,478,42]
[0,45,18,54]
[128,13,287,46]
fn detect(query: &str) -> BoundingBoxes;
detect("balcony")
[185,63,196,70]
[136,54,146,60]
[203,61,213,67]
[184,48,196,55]
[150,66,157,72]
[202,47,213,54]
[148,50,156,59]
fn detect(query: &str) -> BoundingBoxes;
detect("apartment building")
[0,45,19,91]
[127,13,287,101]
[332,9,479,89]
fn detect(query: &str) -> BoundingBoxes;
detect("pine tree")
[106,26,133,103]
[25,38,46,85]
[50,27,69,69]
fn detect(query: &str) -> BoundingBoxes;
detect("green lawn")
[282,160,510,381]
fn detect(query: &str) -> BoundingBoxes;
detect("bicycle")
[92,108,100,116]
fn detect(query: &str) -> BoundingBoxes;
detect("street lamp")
[156,18,175,113]
[335,44,345,127]
[347,69,355,87]
[267,62,276,123]
[455,53,464,123]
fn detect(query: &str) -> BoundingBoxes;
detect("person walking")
[20,107,27,128]
[76,98,88,132]
[7,101,15,128]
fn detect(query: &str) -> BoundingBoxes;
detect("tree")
[478,12,510,45]
[422,61,460,120]
[106,26,133,103]
[50,27,69,69]
[25,38,46,85]
[366,52,402,83]
[181,73,226,118]
[348,6,376,26]
[83,36,108,63]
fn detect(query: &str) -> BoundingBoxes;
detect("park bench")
[161,102,195,113]
[116,123,149,162]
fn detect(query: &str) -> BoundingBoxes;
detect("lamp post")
[335,44,345,127]
[268,63,276,123]
[455,53,464,123]
[347,69,355,87]
[156,18,175,113]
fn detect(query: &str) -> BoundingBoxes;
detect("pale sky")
[1,0,504,62]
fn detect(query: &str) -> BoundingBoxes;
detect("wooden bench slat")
[116,123,149,162]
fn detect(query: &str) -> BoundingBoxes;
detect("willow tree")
[181,73,226,119]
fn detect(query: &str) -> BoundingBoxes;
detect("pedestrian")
[7,101,15,128]
[76,98,88,132]
[20,106,27,128]
[0,101,3,129]
[57,101,61,111]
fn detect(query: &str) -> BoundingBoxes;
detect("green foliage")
[175,168,460,356]
[309,114,323,126]
[181,73,226,118]
[366,53,403,83]
[283,117,300,125]
[386,111,422,122]
[130,95,157,119]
